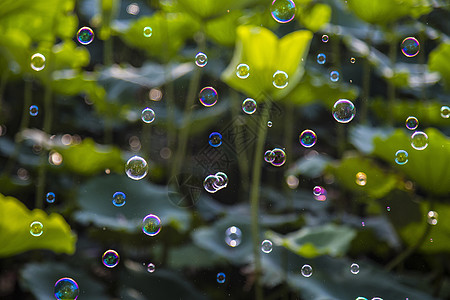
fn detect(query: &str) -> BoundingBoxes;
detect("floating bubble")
[46,192,55,203]
[440,105,450,118]
[142,214,162,236]
[267,121,273,127]
[350,57,356,64]
[261,240,273,253]
[199,87,218,107]
[270,0,296,24]
[317,53,326,64]
[30,53,45,71]
[301,264,313,277]
[270,148,286,167]
[299,130,317,148]
[225,226,242,247]
[313,186,327,201]
[141,108,155,123]
[29,105,39,116]
[195,52,207,67]
[112,192,126,207]
[330,70,340,82]
[371,298,383,300]
[362,221,365,227]
[356,298,368,300]
[427,211,438,225]
[322,35,329,43]
[209,132,222,147]
[30,221,43,237]
[214,172,228,189]
[355,172,367,186]
[286,175,299,189]
[147,263,155,273]
[264,150,276,163]
[242,98,257,114]
[126,3,140,15]
[217,272,226,283]
[143,26,153,37]
[350,263,360,274]
[77,27,94,45]
[203,175,218,193]
[405,116,418,130]
[411,131,428,150]
[102,250,120,268]
[395,150,408,165]
[332,99,356,123]
[387,206,391,212]
[125,156,148,180]
[401,37,420,57]
[273,70,288,89]
[236,63,250,79]
[54,277,79,300]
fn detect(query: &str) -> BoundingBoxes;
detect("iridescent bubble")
[195,52,207,67]
[322,35,329,43]
[313,186,327,201]
[270,0,296,24]
[30,53,45,71]
[299,129,317,148]
[350,263,360,274]
[54,278,79,300]
[427,211,438,225]
[273,70,288,89]
[355,172,367,186]
[371,298,383,300]
[242,98,257,114]
[261,240,273,253]
[301,264,313,277]
[142,214,162,236]
[203,175,218,193]
[217,272,226,283]
[317,53,326,65]
[270,148,286,167]
[143,26,153,37]
[387,206,391,212]
[125,156,148,180]
[411,131,428,150]
[356,298,368,300]
[102,250,120,268]
[267,121,273,127]
[440,105,450,118]
[112,191,126,207]
[332,99,356,123]
[401,37,420,57]
[225,226,242,247]
[214,172,228,189]
[77,27,94,45]
[29,105,39,116]
[395,150,408,165]
[46,192,55,203]
[264,150,276,163]
[209,132,222,147]
[199,87,218,107]
[236,63,250,79]
[350,57,356,64]
[141,108,155,123]
[330,70,340,82]
[30,221,43,237]
[405,116,418,130]
[147,262,155,273]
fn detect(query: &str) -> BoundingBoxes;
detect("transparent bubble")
[387,206,391,212]
[195,52,207,67]
[147,263,155,273]
[330,70,340,82]
[355,172,367,186]
[332,99,356,123]
[401,37,420,57]
[405,116,418,130]
[395,150,408,165]
[242,98,257,114]
[322,35,329,43]
[46,192,55,203]
[301,264,313,277]
[350,57,356,64]
[54,277,79,300]
[267,121,273,127]
[141,108,155,123]
[143,26,153,37]
[286,175,299,189]
[299,129,317,148]
[317,53,326,65]
[29,105,39,116]
[30,221,43,237]
[30,53,45,71]
[313,186,327,201]
[199,87,218,107]
[273,70,289,89]
[440,105,450,118]
[427,211,438,225]
[270,148,286,167]
[261,240,273,253]
[209,132,222,147]
[142,214,162,236]
[264,150,276,163]
[125,156,148,180]
[217,272,226,283]
[203,175,219,193]
[225,226,242,247]
[126,3,140,15]
[112,192,126,207]
[214,172,228,189]
[77,27,94,45]
[350,263,360,274]
[411,131,428,150]
[236,63,250,79]
[356,298,368,300]
[371,298,383,300]
[270,0,296,24]
[102,250,120,268]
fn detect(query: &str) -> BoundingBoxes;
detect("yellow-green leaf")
[298,3,331,32]
[429,42,450,90]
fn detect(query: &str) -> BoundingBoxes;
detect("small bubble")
[356,298,368,300]
[30,221,43,237]
[427,211,438,225]
[125,156,148,180]
[199,87,218,107]
[401,37,420,57]
[242,98,257,114]
[126,3,140,15]
[387,206,391,212]
[270,148,286,167]
[313,186,327,201]
[317,53,326,64]
[267,121,273,127]
[46,192,55,203]
[209,132,222,147]
[362,221,365,227]
[350,263,360,274]
[29,105,39,116]
[286,175,299,189]
[405,116,419,130]
[236,63,250,79]
[350,57,356,64]
[330,70,340,82]
[141,108,155,123]
[264,150,276,163]
[273,70,289,89]
[195,52,207,67]
[77,27,94,45]
[371,298,384,300]
[204,175,219,193]
[143,26,153,37]
[112,192,126,207]
[213,172,228,190]
[261,240,273,253]
[102,250,120,268]
[225,226,242,247]
[395,150,408,165]
[332,99,356,123]
[30,53,45,71]
[54,278,79,300]
[149,88,163,101]
[440,105,450,118]
[147,263,156,273]
[322,35,329,43]
[411,131,428,150]
[355,172,367,186]
[142,214,162,236]
[270,0,296,24]
[217,272,226,283]
[299,129,317,148]
[301,264,313,277]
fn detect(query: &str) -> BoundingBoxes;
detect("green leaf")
[221,25,313,101]
[204,10,242,46]
[0,194,76,257]
[297,3,332,32]
[175,0,259,21]
[0,28,31,74]
[429,42,450,90]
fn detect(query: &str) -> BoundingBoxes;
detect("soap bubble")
[411,131,428,150]
[46,192,55,203]
[195,52,207,67]
[30,221,43,237]
[77,27,94,45]
[142,214,162,236]
[125,156,148,180]
[267,121,273,127]
[217,272,226,283]
[299,130,317,148]
[236,63,250,79]
[143,26,153,37]
[264,150,276,163]
[350,263,360,274]
[395,150,408,165]
[242,98,257,114]
[199,87,218,107]
[54,278,79,300]
[301,264,313,277]
[313,186,327,201]
[332,99,356,123]
[214,172,228,189]
[270,148,286,167]
[356,298,368,300]
[322,35,329,43]
[405,116,418,130]
[209,132,222,147]
[29,105,39,116]
[147,263,155,273]
[141,108,155,123]
[401,37,420,57]
[203,175,218,193]
[102,250,120,268]
[355,172,367,186]
[330,70,340,82]
[427,211,438,225]
[317,53,326,64]
[350,57,356,64]
[261,240,273,253]
[112,192,126,207]
[270,0,296,24]
[273,70,288,89]
[440,105,450,118]
[225,226,242,247]
[30,53,45,71]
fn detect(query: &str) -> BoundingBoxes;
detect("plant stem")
[361,27,374,124]
[0,69,9,114]
[387,26,397,125]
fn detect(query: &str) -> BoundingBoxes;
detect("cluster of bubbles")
[30,221,43,237]
[427,211,438,225]
[355,172,367,186]
[199,87,218,107]
[301,264,313,277]
[270,0,296,23]
[54,277,79,300]
[411,131,428,150]
[112,191,126,207]
[441,105,450,118]
[147,262,156,273]
[77,27,94,45]
[242,98,257,114]
[217,272,226,283]
[225,226,242,247]
[142,214,162,236]
[203,172,228,193]
[30,53,45,71]
[395,150,408,165]
[350,263,360,274]
[195,52,207,67]
[141,108,155,123]
[261,240,273,253]
[317,53,326,64]
[264,148,287,167]
[313,186,327,201]
[401,37,420,57]
[209,132,222,147]
[332,99,356,123]
[46,192,55,203]
[143,26,153,37]
[102,250,120,268]
[405,116,419,130]
[273,70,289,88]
[125,156,148,180]
[236,63,250,79]
[299,129,317,148]
[29,105,39,116]
[330,70,340,82]
[322,35,329,43]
